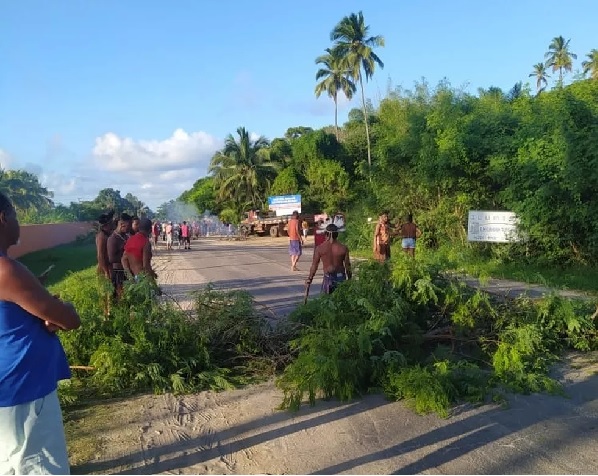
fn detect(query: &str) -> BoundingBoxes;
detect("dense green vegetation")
[278,257,597,416]
[176,21,598,273]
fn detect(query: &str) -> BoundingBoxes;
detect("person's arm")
[415,225,422,239]
[297,222,304,244]
[373,223,381,251]
[0,259,81,331]
[305,248,321,286]
[345,250,352,280]
[122,251,132,276]
[142,241,157,278]
[96,234,110,277]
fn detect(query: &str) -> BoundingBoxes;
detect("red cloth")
[124,232,148,262]
[314,232,326,247]
[181,224,189,238]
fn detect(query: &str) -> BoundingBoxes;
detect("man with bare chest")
[306,224,352,294]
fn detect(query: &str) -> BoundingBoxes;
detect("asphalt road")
[153,236,321,317]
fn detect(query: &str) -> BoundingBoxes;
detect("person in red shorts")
[122,218,157,282]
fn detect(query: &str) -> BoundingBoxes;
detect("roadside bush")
[52,268,296,405]
[277,255,598,415]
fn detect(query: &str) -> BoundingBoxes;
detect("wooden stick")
[70,365,95,371]
[303,283,311,305]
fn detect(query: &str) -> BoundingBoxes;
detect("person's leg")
[0,390,70,475]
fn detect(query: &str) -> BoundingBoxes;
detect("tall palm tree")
[544,36,577,84]
[315,48,357,139]
[209,127,275,213]
[330,11,384,170]
[582,49,598,80]
[529,62,550,94]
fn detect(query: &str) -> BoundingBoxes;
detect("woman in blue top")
[0,192,81,475]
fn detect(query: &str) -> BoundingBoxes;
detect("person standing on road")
[306,219,352,295]
[122,218,158,283]
[0,191,81,475]
[165,222,173,250]
[288,211,304,271]
[107,213,131,300]
[398,213,422,258]
[180,221,191,250]
[301,219,309,240]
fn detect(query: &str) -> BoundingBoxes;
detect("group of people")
[151,220,193,250]
[96,210,158,300]
[291,210,422,297]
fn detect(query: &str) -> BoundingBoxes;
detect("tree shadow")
[313,375,598,475]
[73,395,392,475]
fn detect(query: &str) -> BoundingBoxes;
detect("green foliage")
[51,264,296,406]
[278,256,598,415]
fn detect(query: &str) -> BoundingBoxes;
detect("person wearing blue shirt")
[0,192,81,474]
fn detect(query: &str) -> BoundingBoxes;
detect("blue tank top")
[0,255,71,406]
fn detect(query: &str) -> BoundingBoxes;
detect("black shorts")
[111,269,127,296]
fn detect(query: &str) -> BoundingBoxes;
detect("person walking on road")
[0,191,81,475]
[306,218,352,295]
[288,211,304,271]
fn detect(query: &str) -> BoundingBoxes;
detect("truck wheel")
[269,226,279,237]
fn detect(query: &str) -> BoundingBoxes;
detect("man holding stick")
[305,219,352,301]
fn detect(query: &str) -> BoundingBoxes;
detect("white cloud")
[93,128,221,173]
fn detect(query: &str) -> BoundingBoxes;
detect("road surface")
[153,236,322,317]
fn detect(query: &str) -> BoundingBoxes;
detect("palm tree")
[209,127,275,213]
[582,49,598,80]
[315,48,357,139]
[529,62,550,94]
[544,36,577,84]
[330,11,384,170]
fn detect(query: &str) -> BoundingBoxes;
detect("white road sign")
[467,210,519,243]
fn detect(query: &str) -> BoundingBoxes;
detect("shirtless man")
[107,213,131,299]
[398,213,422,258]
[373,211,394,263]
[305,224,352,294]
[122,218,158,282]
[95,210,114,279]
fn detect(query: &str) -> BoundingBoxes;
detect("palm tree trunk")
[359,77,372,170]
[334,95,339,140]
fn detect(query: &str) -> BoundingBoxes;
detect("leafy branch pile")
[277,258,598,416]
[52,270,292,405]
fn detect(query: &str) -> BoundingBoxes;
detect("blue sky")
[1,0,596,209]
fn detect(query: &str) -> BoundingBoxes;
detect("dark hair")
[406,213,413,222]
[0,192,12,213]
[98,209,114,225]
[325,223,339,240]
[120,213,132,222]
[132,216,139,221]
[139,218,152,233]
[183,221,187,225]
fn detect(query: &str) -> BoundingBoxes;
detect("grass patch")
[419,246,598,294]
[18,236,96,286]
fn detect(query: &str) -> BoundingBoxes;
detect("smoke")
[160,200,201,223]
[159,200,235,236]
